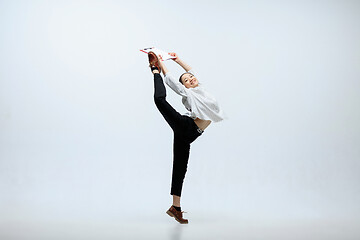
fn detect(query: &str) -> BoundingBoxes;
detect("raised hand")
[169,52,179,61]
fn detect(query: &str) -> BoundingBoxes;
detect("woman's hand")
[169,52,179,62]
[169,52,191,71]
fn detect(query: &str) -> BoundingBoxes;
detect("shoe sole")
[166,210,188,224]
[148,52,161,73]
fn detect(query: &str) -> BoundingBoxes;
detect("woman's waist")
[194,118,211,131]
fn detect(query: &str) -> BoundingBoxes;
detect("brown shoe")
[166,206,189,224]
[148,52,161,73]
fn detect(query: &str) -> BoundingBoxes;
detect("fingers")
[169,52,178,61]
[157,54,164,61]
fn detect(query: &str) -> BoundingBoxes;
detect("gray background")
[1,0,359,239]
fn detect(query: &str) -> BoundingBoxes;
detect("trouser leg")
[170,135,191,197]
[153,73,183,131]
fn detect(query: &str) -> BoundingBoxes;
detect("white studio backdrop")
[0,0,359,231]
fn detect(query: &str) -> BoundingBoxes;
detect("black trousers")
[153,73,202,197]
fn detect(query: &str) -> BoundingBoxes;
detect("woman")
[148,51,225,224]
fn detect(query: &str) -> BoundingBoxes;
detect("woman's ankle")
[172,205,182,211]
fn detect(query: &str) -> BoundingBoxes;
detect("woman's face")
[181,73,198,88]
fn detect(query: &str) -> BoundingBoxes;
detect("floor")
[1,214,359,240]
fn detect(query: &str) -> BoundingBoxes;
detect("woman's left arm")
[170,53,192,72]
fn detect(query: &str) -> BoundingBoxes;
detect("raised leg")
[153,73,183,132]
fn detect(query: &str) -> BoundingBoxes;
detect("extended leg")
[153,73,183,131]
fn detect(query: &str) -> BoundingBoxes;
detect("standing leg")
[170,135,191,200]
[166,133,194,224]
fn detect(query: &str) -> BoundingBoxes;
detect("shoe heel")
[166,210,174,218]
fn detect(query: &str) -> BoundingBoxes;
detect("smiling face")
[180,73,199,88]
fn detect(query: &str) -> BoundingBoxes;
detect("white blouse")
[164,69,226,122]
